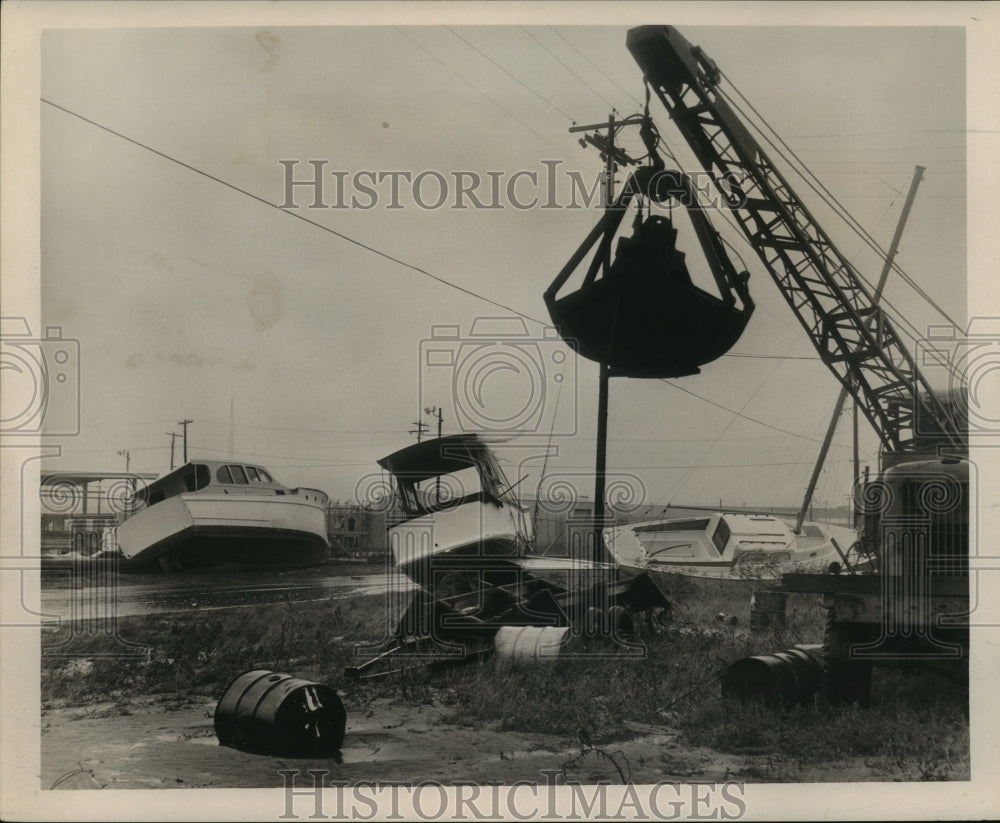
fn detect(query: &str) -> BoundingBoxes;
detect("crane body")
[626,25,969,703]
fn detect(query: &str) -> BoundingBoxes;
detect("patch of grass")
[41,579,970,781]
[683,669,967,766]
[41,594,394,705]
[433,584,968,779]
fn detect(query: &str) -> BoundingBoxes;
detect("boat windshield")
[381,435,519,519]
[396,461,510,517]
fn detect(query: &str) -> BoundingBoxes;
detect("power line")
[444,26,577,123]
[42,97,537,324]
[41,102,817,366]
[189,444,375,464]
[194,418,412,435]
[648,77,962,375]
[659,378,831,446]
[38,92,877,464]
[392,27,585,171]
[518,27,617,111]
[547,27,643,110]
[717,75,963,333]
[530,459,865,470]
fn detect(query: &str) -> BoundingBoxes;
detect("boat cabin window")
[183,464,211,493]
[395,463,501,516]
[414,466,479,509]
[215,464,274,486]
[711,518,731,554]
[635,519,710,534]
[647,541,702,559]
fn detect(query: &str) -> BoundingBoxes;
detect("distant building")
[522,495,627,558]
[39,471,157,556]
[327,501,387,560]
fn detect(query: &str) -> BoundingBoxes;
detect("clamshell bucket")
[545,169,753,378]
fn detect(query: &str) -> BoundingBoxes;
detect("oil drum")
[720,646,822,706]
[214,669,346,757]
[494,626,572,664]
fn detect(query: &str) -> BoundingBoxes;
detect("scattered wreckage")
[345,433,673,679]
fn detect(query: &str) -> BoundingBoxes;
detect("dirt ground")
[38,565,967,790]
[42,689,903,790]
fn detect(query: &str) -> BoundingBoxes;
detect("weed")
[40,578,970,782]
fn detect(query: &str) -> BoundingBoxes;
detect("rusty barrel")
[214,669,346,757]
[720,646,822,706]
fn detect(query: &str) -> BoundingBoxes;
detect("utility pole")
[424,406,445,502]
[166,432,177,471]
[178,418,193,464]
[569,111,642,561]
[852,400,860,528]
[409,420,429,442]
[424,405,444,439]
[117,449,130,472]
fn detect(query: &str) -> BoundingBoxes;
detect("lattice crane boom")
[626,25,965,461]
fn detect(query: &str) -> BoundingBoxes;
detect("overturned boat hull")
[116,492,330,570]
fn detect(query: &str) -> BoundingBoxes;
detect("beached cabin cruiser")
[603,512,858,581]
[377,434,537,589]
[115,460,330,570]
[372,434,669,656]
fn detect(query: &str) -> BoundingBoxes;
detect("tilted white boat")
[115,460,330,570]
[372,433,671,652]
[377,434,535,589]
[603,512,858,581]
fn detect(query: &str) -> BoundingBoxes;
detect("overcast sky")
[32,14,976,512]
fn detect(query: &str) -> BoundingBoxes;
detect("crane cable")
[715,74,964,341]
[646,79,961,380]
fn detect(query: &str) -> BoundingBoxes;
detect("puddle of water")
[40,573,416,621]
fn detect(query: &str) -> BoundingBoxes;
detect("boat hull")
[604,514,857,582]
[116,492,330,570]
[389,500,532,590]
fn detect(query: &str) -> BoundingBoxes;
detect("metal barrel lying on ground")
[720,645,823,707]
[214,669,346,758]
